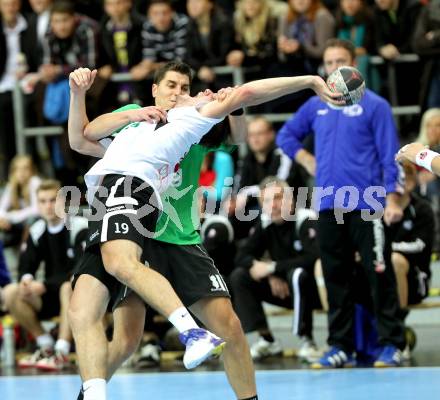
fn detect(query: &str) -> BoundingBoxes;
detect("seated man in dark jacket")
[3,179,88,371]
[230,176,322,363]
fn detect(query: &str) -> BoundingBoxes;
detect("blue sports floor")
[1,367,439,399]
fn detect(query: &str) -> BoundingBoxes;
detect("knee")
[2,283,19,309]
[116,329,143,358]
[391,252,409,276]
[68,295,101,332]
[101,248,138,284]
[221,312,246,344]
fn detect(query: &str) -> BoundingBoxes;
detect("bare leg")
[107,293,146,379]
[392,252,410,308]
[101,240,183,317]
[58,281,73,342]
[3,283,45,337]
[68,275,110,381]
[190,297,257,399]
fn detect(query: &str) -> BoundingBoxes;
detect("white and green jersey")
[84,106,223,209]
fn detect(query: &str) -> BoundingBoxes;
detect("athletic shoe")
[373,345,403,367]
[310,346,355,369]
[35,351,70,371]
[250,337,283,360]
[297,337,323,363]
[18,348,52,368]
[178,328,225,369]
[135,342,161,368]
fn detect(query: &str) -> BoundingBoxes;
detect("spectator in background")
[226,0,280,80]
[0,155,41,248]
[2,179,88,371]
[232,116,302,239]
[39,1,98,185]
[412,0,440,109]
[374,0,422,105]
[278,0,335,75]
[335,0,378,90]
[98,0,146,107]
[136,0,189,82]
[231,177,322,363]
[271,0,334,111]
[0,0,28,182]
[40,1,98,84]
[185,0,234,92]
[391,162,434,331]
[414,108,440,251]
[277,39,406,368]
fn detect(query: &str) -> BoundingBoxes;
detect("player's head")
[323,38,356,76]
[37,179,62,223]
[174,89,216,109]
[152,61,193,110]
[259,177,295,224]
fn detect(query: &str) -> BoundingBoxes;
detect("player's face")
[37,189,59,222]
[152,71,191,110]
[323,47,355,76]
[260,186,293,223]
[174,91,215,109]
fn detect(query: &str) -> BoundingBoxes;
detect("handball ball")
[326,66,365,106]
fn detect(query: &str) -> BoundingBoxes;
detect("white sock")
[36,333,54,350]
[83,378,106,400]
[168,307,199,333]
[54,339,70,355]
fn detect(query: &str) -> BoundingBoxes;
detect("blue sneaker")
[310,346,356,369]
[373,345,402,367]
[178,328,225,369]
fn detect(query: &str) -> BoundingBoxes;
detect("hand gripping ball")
[326,66,366,106]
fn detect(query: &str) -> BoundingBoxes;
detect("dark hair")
[148,0,173,10]
[153,61,193,85]
[51,1,75,16]
[324,38,356,60]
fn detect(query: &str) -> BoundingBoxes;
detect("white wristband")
[415,149,439,173]
[21,273,34,282]
[267,262,276,274]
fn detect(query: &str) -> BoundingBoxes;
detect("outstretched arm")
[396,142,440,176]
[199,75,343,119]
[68,68,106,157]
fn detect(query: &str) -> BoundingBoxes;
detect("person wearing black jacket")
[98,0,147,106]
[0,0,28,181]
[230,177,322,362]
[185,0,234,92]
[392,162,434,314]
[3,179,88,371]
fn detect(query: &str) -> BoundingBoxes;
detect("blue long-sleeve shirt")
[276,89,403,212]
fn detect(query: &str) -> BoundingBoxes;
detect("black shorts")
[38,288,62,320]
[86,174,160,250]
[71,247,122,309]
[114,241,230,309]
